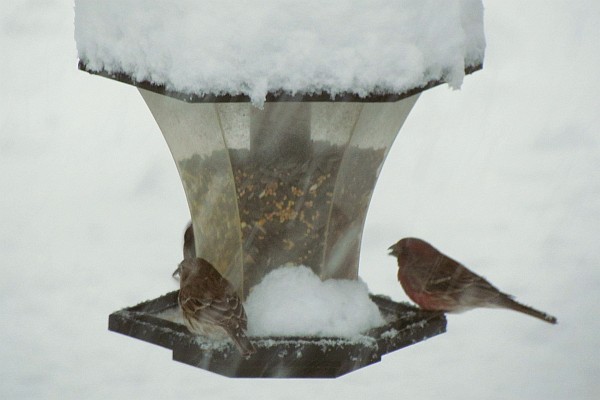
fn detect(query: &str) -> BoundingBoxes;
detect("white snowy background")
[1,1,599,399]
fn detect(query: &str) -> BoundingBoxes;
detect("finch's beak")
[172,266,180,279]
[388,245,395,256]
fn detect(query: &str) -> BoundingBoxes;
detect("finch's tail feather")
[499,295,557,324]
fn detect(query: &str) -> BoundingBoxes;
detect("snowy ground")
[1,1,599,399]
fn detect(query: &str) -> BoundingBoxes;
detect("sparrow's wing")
[177,258,256,356]
[202,295,248,330]
[180,262,248,330]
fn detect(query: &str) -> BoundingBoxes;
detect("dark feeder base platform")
[109,291,446,378]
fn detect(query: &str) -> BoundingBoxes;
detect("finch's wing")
[423,257,499,299]
[424,260,504,310]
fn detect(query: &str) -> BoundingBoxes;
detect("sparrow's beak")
[172,265,181,279]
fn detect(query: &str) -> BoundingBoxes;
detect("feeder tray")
[109,291,446,378]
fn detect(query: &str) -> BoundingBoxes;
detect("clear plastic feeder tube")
[140,88,418,296]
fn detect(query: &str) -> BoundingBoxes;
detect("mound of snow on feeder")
[74,0,485,106]
[245,265,386,338]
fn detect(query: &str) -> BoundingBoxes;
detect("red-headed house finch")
[176,258,256,356]
[388,238,557,324]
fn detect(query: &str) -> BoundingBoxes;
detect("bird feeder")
[75,0,484,378]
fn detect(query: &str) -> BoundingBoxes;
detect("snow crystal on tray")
[74,0,485,106]
[245,265,385,338]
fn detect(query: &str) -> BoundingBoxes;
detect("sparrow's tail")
[499,295,557,324]
[225,326,256,357]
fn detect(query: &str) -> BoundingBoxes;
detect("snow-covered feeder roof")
[74,0,485,105]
